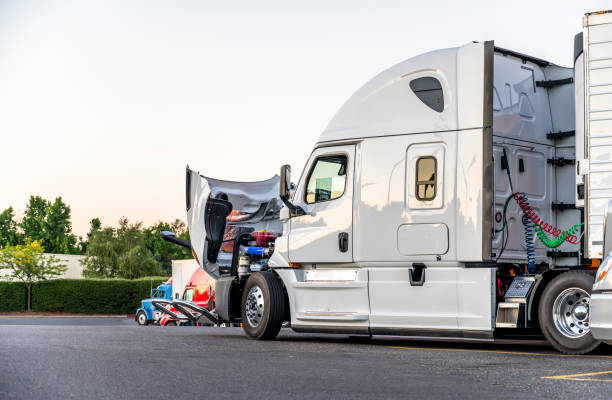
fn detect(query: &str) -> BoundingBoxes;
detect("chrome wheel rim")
[245,285,264,328]
[137,312,147,325]
[552,287,590,338]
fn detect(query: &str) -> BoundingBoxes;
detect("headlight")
[596,253,612,283]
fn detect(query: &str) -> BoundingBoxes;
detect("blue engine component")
[246,247,266,255]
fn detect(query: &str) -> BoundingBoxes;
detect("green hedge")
[0,282,27,312]
[0,277,167,314]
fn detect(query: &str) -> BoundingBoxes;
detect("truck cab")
[159,268,216,326]
[136,279,173,326]
[183,11,612,354]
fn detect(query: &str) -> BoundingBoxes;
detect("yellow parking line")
[391,346,612,359]
[555,378,612,382]
[542,370,612,382]
[392,346,612,381]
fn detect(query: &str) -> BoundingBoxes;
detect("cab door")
[288,145,355,263]
[284,144,369,332]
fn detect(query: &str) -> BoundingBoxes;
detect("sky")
[0,0,609,237]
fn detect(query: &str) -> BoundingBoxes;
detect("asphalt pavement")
[1,317,611,399]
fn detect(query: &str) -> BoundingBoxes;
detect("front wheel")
[538,271,601,354]
[241,272,286,340]
[136,311,149,326]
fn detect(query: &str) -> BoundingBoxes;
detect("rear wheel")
[136,311,148,326]
[538,271,601,354]
[241,272,285,340]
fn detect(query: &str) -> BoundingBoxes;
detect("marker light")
[596,252,612,282]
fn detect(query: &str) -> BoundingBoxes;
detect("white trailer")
[182,11,612,354]
[580,11,612,345]
[171,259,199,300]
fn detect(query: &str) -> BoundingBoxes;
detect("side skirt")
[291,325,370,335]
[371,328,494,341]
[291,325,494,341]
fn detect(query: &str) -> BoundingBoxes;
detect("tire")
[165,321,177,326]
[136,311,149,326]
[538,271,601,354]
[241,272,286,340]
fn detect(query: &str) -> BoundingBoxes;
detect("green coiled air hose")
[533,222,584,248]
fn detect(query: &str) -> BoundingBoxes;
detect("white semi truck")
[180,11,612,354]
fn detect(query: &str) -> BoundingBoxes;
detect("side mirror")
[279,164,305,217]
[280,164,291,201]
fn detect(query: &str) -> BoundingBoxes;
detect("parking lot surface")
[1,317,611,399]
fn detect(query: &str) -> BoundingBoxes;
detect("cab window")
[410,77,444,112]
[416,156,437,201]
[183,288,194,302]
[305,155,347,204]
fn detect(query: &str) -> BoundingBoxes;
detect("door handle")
[338,232,349,253]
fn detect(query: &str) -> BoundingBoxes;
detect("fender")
[269,269,292,324]
[526,269,595,326]
[216,269,291,324]
[135,307,151,321]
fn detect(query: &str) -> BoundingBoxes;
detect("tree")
[143,219,191,275]
[88,218,102,239]
[43,197,78,254]
[82,218,162,279]
[20,196,48,243]
[0,241,67,311]
[0,207,21,247]
[77,218,102,254]
[19,195,79,254]
[81,227,118,277]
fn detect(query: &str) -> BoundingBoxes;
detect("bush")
[0,282,27,312]
[1,277,167,314]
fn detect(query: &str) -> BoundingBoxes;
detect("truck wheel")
[241,272,285,340]
[165,321,177,326]
[538,271,601,354]
[136,311,149,326]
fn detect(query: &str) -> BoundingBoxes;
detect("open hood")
[185,166,282,279]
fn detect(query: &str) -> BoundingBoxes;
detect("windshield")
[183,288,194,302]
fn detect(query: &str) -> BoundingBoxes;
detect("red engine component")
[251,230,280,246]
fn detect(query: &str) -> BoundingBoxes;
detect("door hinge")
[546,130,575,140]
[536,77,573,88]
[547,157,575,167]
[338,232,349,253]
[551,202,576,212]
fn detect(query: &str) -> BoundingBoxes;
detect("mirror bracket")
[284,201,306,217]
[280,164,306,218]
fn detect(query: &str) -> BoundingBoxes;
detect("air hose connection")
[513,192,583,249]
